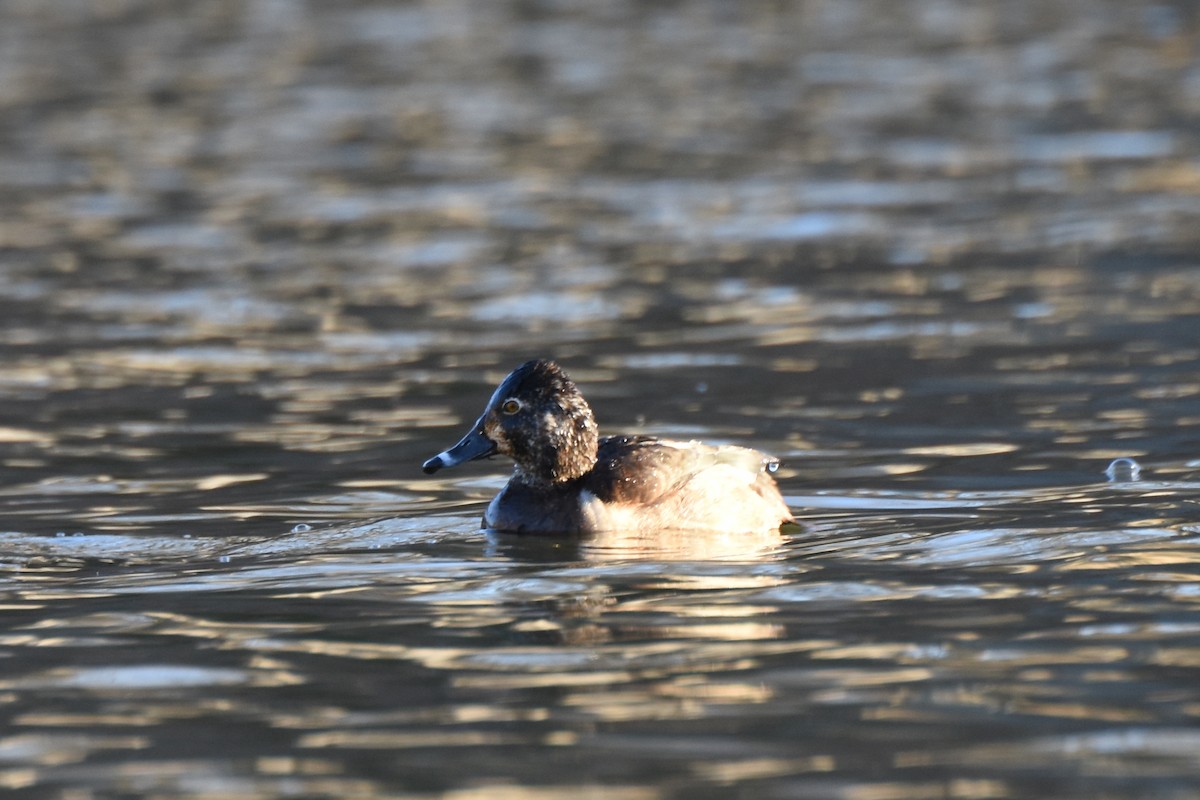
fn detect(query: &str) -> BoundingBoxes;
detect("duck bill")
[422,418,497,474]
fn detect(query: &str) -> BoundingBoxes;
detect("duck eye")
[500,398,522,415]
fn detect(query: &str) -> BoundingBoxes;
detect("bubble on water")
[1105,457,1142,482]
[291,523,312,533]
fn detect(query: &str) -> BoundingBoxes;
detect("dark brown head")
[422,360,600,485]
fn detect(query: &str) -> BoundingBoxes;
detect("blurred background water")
[2,1,1200,798]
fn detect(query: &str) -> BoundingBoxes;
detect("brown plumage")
[423,360,793,535]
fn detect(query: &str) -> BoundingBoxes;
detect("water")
[2,1,1200,797]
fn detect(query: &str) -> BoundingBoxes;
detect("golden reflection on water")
[297,730,526,749]
[441,787,659,800]
[553,527,786,562]
[901,443,1019,457]
[3,510,1200,797]
[843,780,1010,800]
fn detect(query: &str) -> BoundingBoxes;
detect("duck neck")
[513,408,599,487]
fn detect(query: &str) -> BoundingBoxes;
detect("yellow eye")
[501,399,522,415]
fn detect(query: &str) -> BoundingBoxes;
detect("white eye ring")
[500,398,522,415]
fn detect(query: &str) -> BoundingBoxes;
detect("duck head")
[422,360,600,485]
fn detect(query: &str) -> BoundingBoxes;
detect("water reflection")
[2,486,1199,797]
[491,526,787,563]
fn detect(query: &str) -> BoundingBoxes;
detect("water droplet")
[1105,457,1142,482]
[182,534,192,539]
[291,523,312,533]
[55,532,66,537]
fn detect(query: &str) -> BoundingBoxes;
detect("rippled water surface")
[3,1,1200,798]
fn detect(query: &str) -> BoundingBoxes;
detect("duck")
[422,360,794,535]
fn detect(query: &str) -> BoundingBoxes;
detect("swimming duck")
[422,360,793,535]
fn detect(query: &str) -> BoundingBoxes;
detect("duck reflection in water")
[423,360,793,537]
